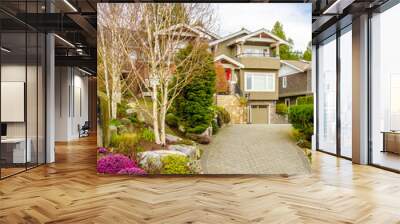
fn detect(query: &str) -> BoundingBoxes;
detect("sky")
[211,3,311,52]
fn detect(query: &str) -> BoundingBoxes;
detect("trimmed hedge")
[276,103,288,115]
[288,104,313,141]
[297,95,313,105]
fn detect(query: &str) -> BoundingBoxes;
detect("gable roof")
[214,54,244,68]
[157,23,215,40]
[281,60,310,72]
[209,28,251,46]
[232,28,290,46]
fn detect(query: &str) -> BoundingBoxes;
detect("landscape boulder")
[187,134,211,144]
[167,144,200,159]
[165,134,182,144]
[138,150,186,171]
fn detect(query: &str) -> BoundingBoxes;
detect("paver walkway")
[201,124,311,174]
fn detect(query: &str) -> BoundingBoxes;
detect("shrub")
[110,133,139,156]
[128,113,139,124]
[110,118,122,127]
[297,95,313,105]
[117,100,129,118]
[212,119,219,135]
[97,154,135,174]
[140,128,155,142]
[238,97,248,106]
[215,106,230,126]
[117,167,147,175]
[166,113,179,128]
[161,154,192,174]
[276,103,288,115]
[288,104,313,141]
[186,124,209,134]
[173,44,216,134]
[291,129,311,149]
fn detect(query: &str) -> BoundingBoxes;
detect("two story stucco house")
[135,24,292,124]
[209,28,289,124]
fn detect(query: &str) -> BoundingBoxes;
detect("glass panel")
[340,28,352,158]
[253,74,267,90]
[246,75,252,90]
[27,31,38,169]
[318,36,337,154]
[371,4,400,171]
[1,31,27,177]
[38,32,45,165]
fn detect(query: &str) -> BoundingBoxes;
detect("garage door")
[251,105,269,124]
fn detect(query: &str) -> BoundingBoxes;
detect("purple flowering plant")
[98,147,108,154]
[97,154,136,174]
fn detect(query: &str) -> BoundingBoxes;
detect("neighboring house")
[278,60,312,107]
[210,28,289,124]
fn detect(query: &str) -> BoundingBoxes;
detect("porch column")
[276,43,280,57]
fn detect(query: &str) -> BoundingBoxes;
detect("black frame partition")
[315,23,353,160]
[0,1,47,180]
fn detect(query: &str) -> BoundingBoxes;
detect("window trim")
[244,72,275,92]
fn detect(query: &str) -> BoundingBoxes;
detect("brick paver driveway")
[201,124,311,174]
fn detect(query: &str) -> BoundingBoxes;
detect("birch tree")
[100,3,215,145]
[97,4,130,119]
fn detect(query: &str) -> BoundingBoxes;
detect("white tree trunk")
[152,83,161,144]
[159,84,168,145]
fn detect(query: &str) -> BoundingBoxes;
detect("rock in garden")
[167,144,200,159]
[165,134,182,144]
[138,150,186,170]
[187,133,211,144]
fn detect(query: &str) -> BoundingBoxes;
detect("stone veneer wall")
[216,95,247,124]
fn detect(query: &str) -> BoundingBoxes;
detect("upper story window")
[245,72,275,92]
[241,46,270,57]
[282,76,287,88]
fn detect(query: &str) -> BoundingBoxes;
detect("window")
[317,35,337,155]
[370,4,400,171]
[282,76,287,88]
[245,72,275,91]
[340,27,352,158]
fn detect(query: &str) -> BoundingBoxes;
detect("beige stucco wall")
[238,69,280,101]
[238,56,280,69]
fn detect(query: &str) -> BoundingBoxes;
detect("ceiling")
[1,0,394,73]
[311,0,391,43]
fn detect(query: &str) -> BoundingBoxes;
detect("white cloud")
[211,3,311,52]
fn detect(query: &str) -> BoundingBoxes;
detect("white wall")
[54,67,89,141]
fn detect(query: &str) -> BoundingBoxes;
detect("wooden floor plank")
[0,135,400,223]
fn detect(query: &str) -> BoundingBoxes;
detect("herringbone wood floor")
[1,136,400,223]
